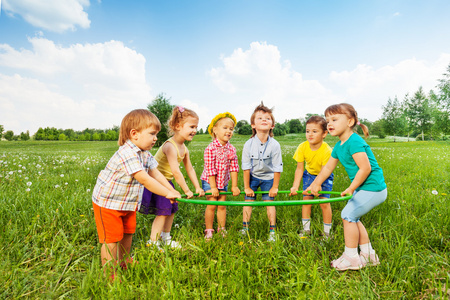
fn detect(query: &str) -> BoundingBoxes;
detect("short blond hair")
[118,109,161,146]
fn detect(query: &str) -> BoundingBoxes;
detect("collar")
[213,138,230,149]
[125,139,143,154]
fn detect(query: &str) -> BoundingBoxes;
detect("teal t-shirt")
[331,133,386,192]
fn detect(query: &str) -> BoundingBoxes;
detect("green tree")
[371,119,386,138]
[273,123,287,136]
[434,64,450,135]
[287,119,303,133]
[381,96,407,141]
[20,131,30,141]
[147,93,174,147]
[4,130,14,141]
[235,120,252,135]
[58,133,68,141]
[0,125,4,139]
[403,87,433,141]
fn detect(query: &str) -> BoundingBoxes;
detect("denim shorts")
[201,180,228,192]
[302,170,334,198]
[245,175,274,200]
[341,188,387,222]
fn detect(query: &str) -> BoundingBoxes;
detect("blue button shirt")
[241,135,283,180]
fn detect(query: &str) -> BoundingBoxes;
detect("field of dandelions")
[1,135,449,299]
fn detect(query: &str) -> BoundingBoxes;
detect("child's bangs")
[324,104,346,117]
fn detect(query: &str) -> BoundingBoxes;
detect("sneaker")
[299,230,311,238]
[331,253,363,271]
[217,227,227,237]
[267,232,277,242]
[239,229,249,236]
[120,257,138,270]
[360,252,380,267]
[162,238,182,249]
[146,240,164,252]
[204,229,214,240]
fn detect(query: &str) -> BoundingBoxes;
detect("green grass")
[0,136,449,299]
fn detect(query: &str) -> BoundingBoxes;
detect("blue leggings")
[341,189,387,222]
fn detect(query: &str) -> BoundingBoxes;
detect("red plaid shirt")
[201,139,239,189]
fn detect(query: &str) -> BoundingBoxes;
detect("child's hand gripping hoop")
[175,191,352,206]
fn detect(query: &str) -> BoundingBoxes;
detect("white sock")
[161,231,171,240]
[302,219,311,231]
[359,242,375,254]
[323,223,332,235]
[344,246,359,258]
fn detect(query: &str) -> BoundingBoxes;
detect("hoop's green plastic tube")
[175,191,352,206]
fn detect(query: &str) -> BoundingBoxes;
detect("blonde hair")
[167,106,198,136]
[324,103,369,138]
[118,109,161,146]
[208,112,237,137]
[250,102,275,137]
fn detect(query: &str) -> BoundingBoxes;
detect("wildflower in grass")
[18,170,22,173]
[442,193,447,196]
[174,224,180,229]
[26,182,32,187]
[87,189,91,192]
[432,190,438,195]
[26,188,30,192]
[55,185,60,188]
[8,171,13,175]
[60,174,64,177]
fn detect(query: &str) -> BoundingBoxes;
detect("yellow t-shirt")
[154,139,186,180]
[292,141,332,175]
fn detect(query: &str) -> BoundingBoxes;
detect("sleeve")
[331,145,338,159]
[203,145,217,177]
[292,143,304,163]
[272,142,283,173]
[229,146,240,172]
[148,154,159,170]
[349,136,367,155]
[241,140,252,170]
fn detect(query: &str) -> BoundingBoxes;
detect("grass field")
[1,134,449,299]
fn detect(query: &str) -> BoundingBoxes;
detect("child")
[201,112,241,239]
[92,109,180,278]
[141,106,205,249]
[289,116,334,239]
[241,102,283,242]
[304,103,387,271]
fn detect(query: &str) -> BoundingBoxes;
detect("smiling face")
[131,125,159,151]
[326,113,354,138]
[213,117,235,145]
[251,111,274,133]
[305,122,327,147]
[176,116,198,142]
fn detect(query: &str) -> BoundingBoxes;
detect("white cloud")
[209,42,450,123]
[0,37,152,134]
[209,41,337,124]
[2,0,90,32]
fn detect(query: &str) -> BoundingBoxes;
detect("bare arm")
[290,162,304,196]
[303,157,338,196]
[133,170,180,200]
[164,142,193,198]
[269,172,280,197]
[230,171,240,196]
[341,152,371,196]
[243,169,254,197]
[183,148,205,196]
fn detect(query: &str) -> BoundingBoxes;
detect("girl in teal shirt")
[304,103,387,271]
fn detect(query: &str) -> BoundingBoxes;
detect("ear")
[129,128,139,140]
[348,118,355,127]
[251,123,256,129]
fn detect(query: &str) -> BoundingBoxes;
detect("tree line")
[2,63,450,142]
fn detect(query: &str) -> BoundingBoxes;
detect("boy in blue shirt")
[241,102,283,242]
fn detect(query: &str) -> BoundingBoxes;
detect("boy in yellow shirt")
[289,116,334,239]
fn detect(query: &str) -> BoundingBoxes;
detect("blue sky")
[1,0,450,134]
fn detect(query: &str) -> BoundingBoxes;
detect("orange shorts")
[93,202,136,243]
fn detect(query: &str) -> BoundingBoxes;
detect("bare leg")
[205,194,218,230]
[216,194,227,228]
[343,219,359,248]
[319,201,332,224]
[163,213,175,232]
[243,200,254,223]
[151,215,168,241]
[357,221,370,245]
[118,233,133,263]
[302,195,313,219]
[265,202,276,226]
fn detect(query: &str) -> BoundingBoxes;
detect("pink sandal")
[204,229,214,240]
[217,227,227,237]
[360,252,380,267]
[331,253,363,271]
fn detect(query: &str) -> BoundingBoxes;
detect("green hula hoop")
[175,191,352,206]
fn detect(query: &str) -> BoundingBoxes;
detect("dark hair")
[250,101,275,137]
[118,109,161,145]
[305,115,327,132]
[324,103,369,138]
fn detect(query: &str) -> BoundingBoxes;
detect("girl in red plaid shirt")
[201,112,241,239]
